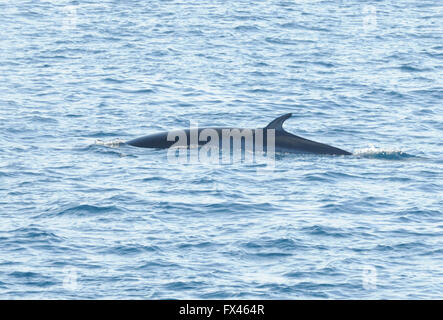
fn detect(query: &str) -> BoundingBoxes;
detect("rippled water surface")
[0,0,442,299]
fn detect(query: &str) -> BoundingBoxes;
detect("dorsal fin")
[265,113,292,131]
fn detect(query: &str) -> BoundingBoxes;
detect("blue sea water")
[0,0,442,299]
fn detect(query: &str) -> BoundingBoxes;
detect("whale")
[126,113,352,155]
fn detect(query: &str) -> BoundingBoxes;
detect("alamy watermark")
[61,5,79,31]
[165,122,276,171]
[62,266,80,291]
[362,5,377,32]
[362,265,377,290]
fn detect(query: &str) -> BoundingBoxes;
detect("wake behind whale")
[127,113,352,156]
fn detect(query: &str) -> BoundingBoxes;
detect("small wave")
[251,252,293,258]
[399,64,430,73]
[265,37,313,45]
[55,204,122,217]
[137,260,181,271]
[163,281,205,291]
[353,146,416,160]
[9,271,40,279]
[29,116,58,123]
[87,132,121,138]
[103,77,126,84]
[234,25,260,31]
[280,22,329,32]
[105,244,158,256]
[119,88,155,94]
[242,238,300,251]
[3,226,62,244]
[301,225,349,238]
[178,241,218,249]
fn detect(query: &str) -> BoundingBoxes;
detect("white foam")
[94,139,125,148]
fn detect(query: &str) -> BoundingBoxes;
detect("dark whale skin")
[127,114,352,156]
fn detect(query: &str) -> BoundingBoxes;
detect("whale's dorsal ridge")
[127,111,352,155]
[265,113,292,131]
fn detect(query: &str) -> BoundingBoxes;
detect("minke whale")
[127,113,352,155]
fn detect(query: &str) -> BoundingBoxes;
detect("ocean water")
[0,0,442,299]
